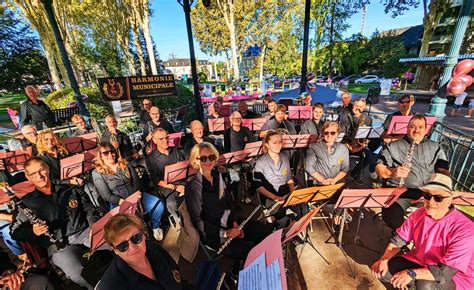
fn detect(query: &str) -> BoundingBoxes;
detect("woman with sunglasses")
[92,142,165,241]
[97,213,188,290]
[37,130,82,185]
[185,142,271,273]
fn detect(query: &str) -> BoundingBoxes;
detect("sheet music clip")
[163,160,197,184]
[288,106,312,120]
[241,118,267,131]
[387,115,436,135]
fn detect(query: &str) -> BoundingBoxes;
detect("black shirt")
[240,110,260,119]
[223,127,254,152]
[0,250,16,274]
[142,120,176,146]
[183,136,214,159]
[97,242,185,290]
[20,139,38,156]
[145,147,184,189]
[339,112,373,144]
[70,128,94,137]
[139,109,152,126]
[20,99,54,129]
[336,103,353,116]
[11,183,98,248]
[101,130,134,161]
[38,151,69,184]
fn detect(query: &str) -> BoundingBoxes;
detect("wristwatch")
[407,269,417,280]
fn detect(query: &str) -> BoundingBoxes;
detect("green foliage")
[382,53,417,78]
[361,33,406,74]
[131,84,194,115]
[198,71,208,83]
[45,88,112,119]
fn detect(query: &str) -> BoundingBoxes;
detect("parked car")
[331,75,346,83]
[354,75,379,84]
[340,75,361,84]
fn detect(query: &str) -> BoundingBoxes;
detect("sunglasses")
[197,155,217,162]
[101,150,115,156]
[323,131,337,136]
[399,100,411,104]
[422,192,450,203]
[113,232,144,253]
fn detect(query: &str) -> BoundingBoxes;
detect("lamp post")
[178,0,204,122]
[299,0,311,94]
[42,0,89,117]
[426,0,473,120]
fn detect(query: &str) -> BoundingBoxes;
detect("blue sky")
[150,1,425,62]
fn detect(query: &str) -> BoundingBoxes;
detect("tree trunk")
[133,23,147,76]
[259,44,267,83]
[42,40,62,90]
[218,0,240,80]
[213,56,218,80]
[225,51,231,80]
[140,8,158,75]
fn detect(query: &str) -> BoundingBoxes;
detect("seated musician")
[259,104,296,139]
[142,106,175,154]
[11,157,99,289]
[97,213,189,290]
[101,115,136,161]
[238,101,259,119]
[185,142,271,273]
[371,174,474,290]
[92,142,165,241]
[303,93,312,106]
[339,97,375,185]
[37,130,81,185]
[223,111,254,153]
[336,92,353,116]
[261,99,277,120]
[145,128,185,225]
[1,248,56,290]
[204,102,222,134]
[183,120,214,158]
[138,98,152,126]
[382,94,417,144]
[70,114,94,137]
[376,115,450,230]
[300,103,325,136]
[20,125,38,156]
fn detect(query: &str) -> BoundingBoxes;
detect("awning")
[399,54,474,64]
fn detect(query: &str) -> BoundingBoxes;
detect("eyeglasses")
[101,150,115,156]
[113,232,144,253]
[197,155,217,162]
[24,131,37,136]
[399,100,411,104]
[422,192,450,203]
[26,168,47,178]
[323,131,337,136]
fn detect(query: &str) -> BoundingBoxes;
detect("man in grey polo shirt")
[376,115,450,230]
[259,104,296,139]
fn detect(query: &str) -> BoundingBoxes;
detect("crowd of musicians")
[0,87,473,290]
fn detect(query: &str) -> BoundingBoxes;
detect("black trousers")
[382,189,423,230]
[20,273,56,290]
[380,256,455,290]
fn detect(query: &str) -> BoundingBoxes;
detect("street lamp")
[178,0,204,122]
[41,0,90,117]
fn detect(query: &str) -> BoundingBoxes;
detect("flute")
[216,205,261,255]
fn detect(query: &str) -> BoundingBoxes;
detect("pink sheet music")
[60,154,85,180]
[241,118,267,131]
[168,132,183,147]
[244,229,287,290]
[282,134,311,148]
[163,160,197,183]
[335,188,407,209]
[452,191,474,206]
[288,106,312,120]
[0,147,32,172]
[282,206,320,243]
[91,207,120,250]
[208,117,230,133]
[61,132,97,154]
[244,141,263,157]
[387,116,436,135]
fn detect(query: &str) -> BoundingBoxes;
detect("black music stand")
[208,117,230,133]
[52,107,80,124]
[0,147,32,173]
[163,160,197,184]
[241,118,267,131]
[244,141,263,158]
[334,188,406,278]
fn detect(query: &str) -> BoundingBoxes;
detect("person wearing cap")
[382,94,417,144]
[371,173,474,290]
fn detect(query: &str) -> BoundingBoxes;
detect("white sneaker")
[153,228,164,241]
[465,115,471,118]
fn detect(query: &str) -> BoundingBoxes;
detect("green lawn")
[347,83,401,94]
[457,205,474,218]
[0,93,24,121]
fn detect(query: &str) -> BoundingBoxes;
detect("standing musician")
[101,115,135,161]
[36,131,82,185]
[259,104,296,139]
[300,103,325,136]
[10,157,99,289]
[92,142,165,241]
[185,142,271,273]
[382,94,417,144]
[371,174,474,290]
[70,114,95,137]
[339,97,375,185]
[20,125,39,156]
[20,85,54,130]
[183,120,214,158]
[261,99,277,120]
[138,98,153,126]
[375,115,450,230]
[336,92,353,116]
[142,106,175,155]
[224,111,254,153]
[145,128,185,225]
[97,213,189,290]
[238,101,259,119]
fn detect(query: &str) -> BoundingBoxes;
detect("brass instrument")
[216,205,261,255]
[90,117,102,139]
[109,131,122,159]
[147,121,155,154]
[349,111,369,153]
[398,141,416,187]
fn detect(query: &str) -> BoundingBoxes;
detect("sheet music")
[238,253,268,290]
[266,259,283,290]
[355,126,384,139]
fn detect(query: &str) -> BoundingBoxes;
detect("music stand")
[61,132,97,154]
[334,188,406,277]
[241,118,267,131]
[336,132,345,143]
[283,184,344,208]
[207,117,230,133]
[282,134,311,149]
[216,150,251,167]
[0,147,32,173]
[60,154,85,180]
[354,126,384,139]
[452,191,474,206]
[168,132,183,147]
[244,141,263,158]
[163,160,197,184]
[387,116,436,135]
[287,106,312,120]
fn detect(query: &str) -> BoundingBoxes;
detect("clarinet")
[398,141,416,187]
[2,187,64,250]
[147,121,155,153]
[216,205,261,255]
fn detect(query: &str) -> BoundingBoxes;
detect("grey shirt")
[377,136,449,188]
[305,140,349,183]
[254,151,291,193]
[300,119,323,136]
[260,119,296,135]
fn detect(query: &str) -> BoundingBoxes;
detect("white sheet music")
[355,126,384,139]
[238,253,267,290]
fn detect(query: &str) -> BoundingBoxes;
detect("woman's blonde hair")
[104,213,146,247]
[321,121,340,134]
[189,142,220,170]
[262,130,282,154]
[36,130,69,156]
[94,142,128,175]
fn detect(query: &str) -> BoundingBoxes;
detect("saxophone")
[147,121,155,154]
[398,141,416,187]
[90,117,102,140]
[349,111,369,153]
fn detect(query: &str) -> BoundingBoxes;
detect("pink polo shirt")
[397,207,474,290]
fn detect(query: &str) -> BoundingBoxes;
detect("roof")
[377,25,423,48]
[163,58,211,67]
[399,54,474,64]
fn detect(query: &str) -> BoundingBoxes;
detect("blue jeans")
[110,192,164,229]
[0,219,24,255]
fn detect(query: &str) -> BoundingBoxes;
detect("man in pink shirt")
[371,173,474,289]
